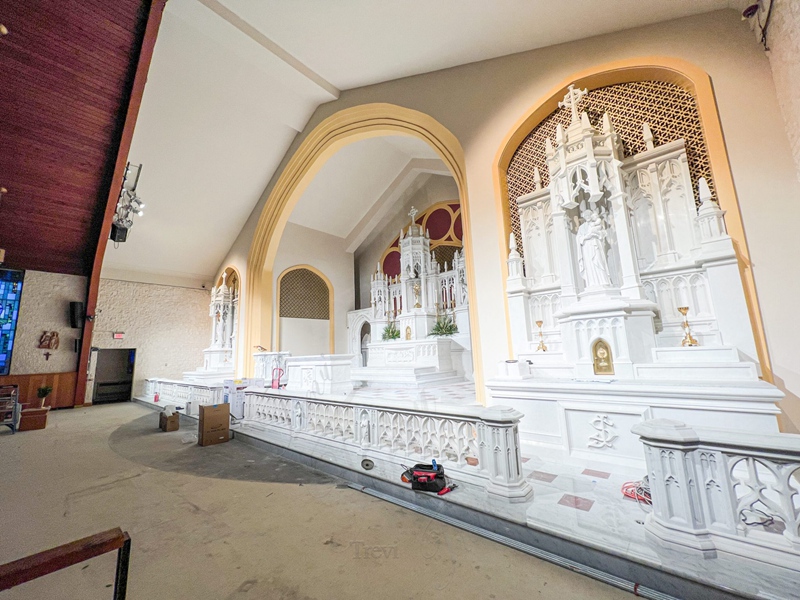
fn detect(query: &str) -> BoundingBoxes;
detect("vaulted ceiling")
[2,0,740,282]
[103,0,737,286]
[0,0,152,276]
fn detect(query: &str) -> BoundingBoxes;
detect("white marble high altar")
[349,207,472,387]
[488,86,782,467]
[284,354,355,396]
[184,272,238,383]
[253,351,291,386]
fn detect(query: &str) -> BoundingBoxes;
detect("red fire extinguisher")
[154,392,160,403]
[271,368,284,389]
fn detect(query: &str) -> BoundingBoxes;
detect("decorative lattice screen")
[506,80,715,256]
[432,244,459,270]
[279,268,329,320]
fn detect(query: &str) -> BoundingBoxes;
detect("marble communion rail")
[634,419,800,571]
[141,378,532,502]
[243,388,532,503]
[144,378,224,410]
[141,378,800,578]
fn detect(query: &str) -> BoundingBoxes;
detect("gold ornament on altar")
[405,326,412,340]
[678,307,699,347]
[535,320,547,352]
[413,282,421,308]
[592,339,614,375]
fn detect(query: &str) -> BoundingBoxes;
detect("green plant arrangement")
[382,321,401,341]
[36,385,53,409]
[429,315,458,337]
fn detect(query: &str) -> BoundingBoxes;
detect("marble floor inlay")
[581,468,611,479]
[558,494,595,511]
[529,470,558,483]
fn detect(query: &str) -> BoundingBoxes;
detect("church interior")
[1,1,799,598]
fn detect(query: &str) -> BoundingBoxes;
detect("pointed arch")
[245,103,484,399]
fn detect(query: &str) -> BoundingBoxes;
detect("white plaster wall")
[11,271,86,375]
[93,279,210,396]
[354,174,459,308]
[279,317,330,356]
[220,10,800,428]
[764,0,800,430]
[766,0,800,185]
[272,222,354,354]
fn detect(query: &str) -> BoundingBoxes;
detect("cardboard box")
[18,407,49,431]
[198,403,230,446]
[159,411,180,432]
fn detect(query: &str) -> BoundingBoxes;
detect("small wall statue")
[38,331,60,350]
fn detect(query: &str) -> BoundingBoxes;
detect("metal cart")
[0,385,20,434]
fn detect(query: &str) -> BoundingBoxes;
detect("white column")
[551,208,577,305]
[477,406,533,503]
[608,190,645,299]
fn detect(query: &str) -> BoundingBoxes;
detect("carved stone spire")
[642,123,655,151]
[696,177,728,242]
[533,167,542,191]
[507,233,524,280]
[545,137,555,158]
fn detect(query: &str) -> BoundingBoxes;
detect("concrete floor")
[0,403,630,599]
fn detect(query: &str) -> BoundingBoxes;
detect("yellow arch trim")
[492,56,773,382]
[245,103,484,399]
[275,265,335,355]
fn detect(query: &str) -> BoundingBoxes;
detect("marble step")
[352,366,465,388]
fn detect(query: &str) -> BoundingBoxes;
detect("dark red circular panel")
[425,208,451,240]
[453,214,462,240]
[382,250,401,277]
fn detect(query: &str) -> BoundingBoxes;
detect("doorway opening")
[93,349,136,403]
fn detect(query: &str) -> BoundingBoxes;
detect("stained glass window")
[0,269,24,376]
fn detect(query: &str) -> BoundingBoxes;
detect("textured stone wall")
[12,270,87,375]
[766,0,800,184]
[93,279,211,396]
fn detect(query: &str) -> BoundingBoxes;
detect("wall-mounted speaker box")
[70,301,85,329]
[110,224,128,242]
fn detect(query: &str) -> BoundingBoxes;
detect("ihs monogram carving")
[588,414,618,449]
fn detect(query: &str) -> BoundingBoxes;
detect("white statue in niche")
[359,412,370,444]
[576,210,611,288]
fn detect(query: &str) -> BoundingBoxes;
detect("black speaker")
[110,224,128,242]
[70,301,85,329]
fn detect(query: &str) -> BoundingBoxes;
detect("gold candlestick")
[678,307,699,347]
[535,320,547,352]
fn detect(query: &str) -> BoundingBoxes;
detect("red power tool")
[437,483,458,496]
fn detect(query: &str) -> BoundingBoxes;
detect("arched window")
[277,267,332,355]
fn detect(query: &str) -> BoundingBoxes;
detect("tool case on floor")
[404,463,447,493]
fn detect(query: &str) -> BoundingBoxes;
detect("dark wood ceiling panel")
[0,0,150,275]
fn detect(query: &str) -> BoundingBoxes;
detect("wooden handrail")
[0,528,128,591]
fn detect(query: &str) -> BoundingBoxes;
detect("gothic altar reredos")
[184,271,239,383]
[347,207,472,388]
[488,86,782,467]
